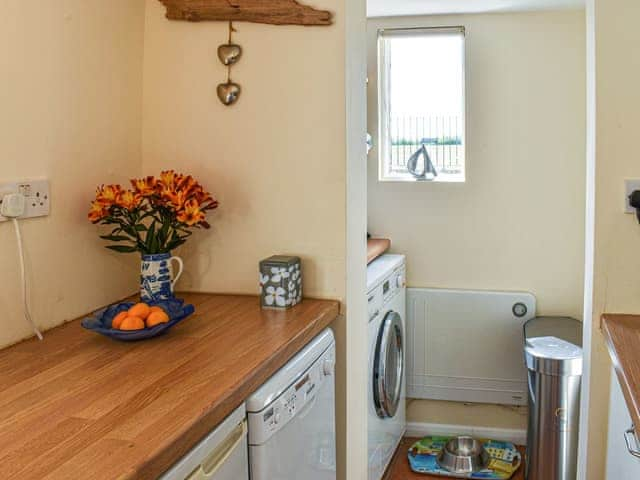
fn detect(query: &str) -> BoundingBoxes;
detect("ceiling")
[367,0,585,18]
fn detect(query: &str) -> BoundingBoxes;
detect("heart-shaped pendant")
[217,82,241,106]
[217,44,242,66]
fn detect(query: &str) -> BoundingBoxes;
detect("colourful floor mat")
[407,436,522,479]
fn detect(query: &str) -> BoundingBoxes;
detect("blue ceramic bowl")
[81,298,195,342]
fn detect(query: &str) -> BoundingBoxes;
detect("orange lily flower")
[160,186,187,210]
[176,174,197,193]
[95,184,122,207]
[159,170,177,189]
[88,201,109,223]
[116,190,142,210]
[177,199,205,226]
[196,188,218,206]
[130,176,157,197]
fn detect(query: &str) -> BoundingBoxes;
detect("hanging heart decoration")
[217,22,242,106]
[217,82,242,106]
[217,44,242,66]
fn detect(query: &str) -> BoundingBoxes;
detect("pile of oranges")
[111,303,170,331]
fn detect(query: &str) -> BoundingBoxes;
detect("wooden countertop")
[602,314,640,432]
[367,238,391,264]
[0,293,340,480]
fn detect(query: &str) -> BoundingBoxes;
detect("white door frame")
[345,0,369,478]
[577,1,596,478]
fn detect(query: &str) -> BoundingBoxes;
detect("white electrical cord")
[11,218,43,341]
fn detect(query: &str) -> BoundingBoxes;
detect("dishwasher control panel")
[248,345,335,445]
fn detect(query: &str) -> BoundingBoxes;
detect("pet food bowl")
[436,436,490,474]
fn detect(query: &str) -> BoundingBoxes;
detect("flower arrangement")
[88,171,218,254]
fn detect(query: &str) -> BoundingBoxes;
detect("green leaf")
[146,222,158,254]
[165,238,186,251]
[159,221,170,249]
[105,245,138,253]
[100,235,133,242]
[121,225,137,237]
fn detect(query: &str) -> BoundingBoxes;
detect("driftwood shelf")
[158,0,333,25]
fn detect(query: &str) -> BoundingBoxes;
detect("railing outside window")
[389,115,464,176]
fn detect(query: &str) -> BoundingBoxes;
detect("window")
[378,27,466,182]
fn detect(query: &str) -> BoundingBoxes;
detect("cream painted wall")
[142,0,346,301]
[583,0,640,477]
[0,1,145,349]
[141,1,356,476]
[368,10,586,428]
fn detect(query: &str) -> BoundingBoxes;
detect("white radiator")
[406,288,536,406]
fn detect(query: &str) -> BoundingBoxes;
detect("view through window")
[378,27,466,182]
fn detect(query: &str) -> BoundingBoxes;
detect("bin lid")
[525,336,582,376]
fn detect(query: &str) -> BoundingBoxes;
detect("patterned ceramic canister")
[259,255,302,309]
[140,253,184,303]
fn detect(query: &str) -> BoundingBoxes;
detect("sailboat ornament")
[406,144,438,180]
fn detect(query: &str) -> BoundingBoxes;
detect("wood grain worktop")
[367,238,391,264]
[602,314,640,434]
[0,293,340,480]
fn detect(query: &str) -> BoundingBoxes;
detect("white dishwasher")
[247,328,336,480]
[160,404,248,480]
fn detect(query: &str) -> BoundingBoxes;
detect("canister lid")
[524,336,583,376]
[259,255,301,267]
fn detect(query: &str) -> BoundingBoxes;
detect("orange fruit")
[149,306,166,315]
[112,311,128,330]
[146,311,170,328]
[119,316,145,331]
[128,303,151,320]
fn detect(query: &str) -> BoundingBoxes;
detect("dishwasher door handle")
[624,424,640,459]
[187,420,247,480]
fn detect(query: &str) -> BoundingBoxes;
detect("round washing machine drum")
[373,311,404,419]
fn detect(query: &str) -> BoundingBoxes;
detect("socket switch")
[0,179,50,222]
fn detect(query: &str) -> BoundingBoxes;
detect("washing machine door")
[373,311,404,419]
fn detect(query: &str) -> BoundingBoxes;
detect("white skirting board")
[406,288,536,406]
[405,422,527,446]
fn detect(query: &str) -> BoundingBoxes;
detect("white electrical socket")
[0,179,50,222]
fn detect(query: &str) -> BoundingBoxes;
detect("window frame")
[377,26,467,183]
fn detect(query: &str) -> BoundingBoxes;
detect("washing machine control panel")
[368,266,405,322]
[383,266,405,303]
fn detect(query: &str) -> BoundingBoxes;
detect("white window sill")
[379,173,465,183]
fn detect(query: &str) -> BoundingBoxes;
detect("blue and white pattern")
[140,253,184,303]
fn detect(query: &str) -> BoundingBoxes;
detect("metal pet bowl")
[436,436,490,474]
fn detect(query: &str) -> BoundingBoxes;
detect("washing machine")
[366,254,406,480]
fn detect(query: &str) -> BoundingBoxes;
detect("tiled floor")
[384,438,526,480]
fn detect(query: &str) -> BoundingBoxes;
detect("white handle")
[186,420,247,480]
[624,425,640,458]
[170,256,184,290]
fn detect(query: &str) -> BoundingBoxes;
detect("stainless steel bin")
[523,317,582,480]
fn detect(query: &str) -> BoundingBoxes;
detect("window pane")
[379,29,465,182]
